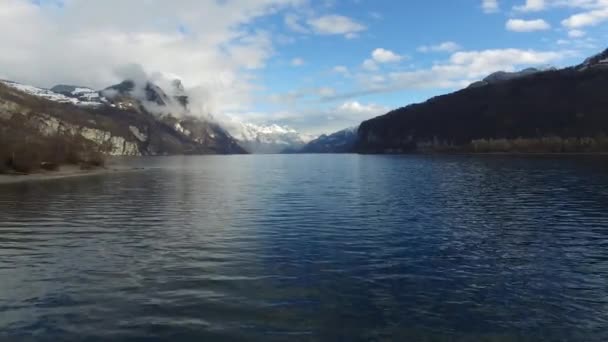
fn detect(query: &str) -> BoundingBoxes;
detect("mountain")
[296,127,358,153]
[356,48,608,154]
[227,122,306,154]
[467,67,547,88]
[576,48,608,71]
[2,80,104,107]
[0,78,246,170]
[50,85,106,104]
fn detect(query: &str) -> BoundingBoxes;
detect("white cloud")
[336,101,388,118]
[482,0,499,13]
[562,6,608,28]
[514,0,546,12]
[231,100,388,136]
[291,57,305,66]
[332,65,349,74]
[506,18,551,31]
[371,48,403,63]
[447,49,561,73]
[284,14,308,33]
[362,59,379,71]
[333,48,564,98]
[418,41,462,53]
[568,29,587,37]
[307,15,367,38]
[0,0,305,117]
[254,47,567,135]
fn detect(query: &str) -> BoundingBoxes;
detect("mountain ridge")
[355,48,608,154]
[0,78,247,160]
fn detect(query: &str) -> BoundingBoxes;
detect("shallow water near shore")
[1,154,608,341]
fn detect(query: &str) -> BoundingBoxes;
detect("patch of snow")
[174,122,185,134]
[224,120,306,153]
[1,80,103,107]
[72,87,94,95]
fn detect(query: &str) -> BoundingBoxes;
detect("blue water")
[1,155,608,341]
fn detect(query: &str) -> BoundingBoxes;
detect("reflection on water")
[1,155,608,341]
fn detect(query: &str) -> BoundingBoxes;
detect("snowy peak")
[51,84,106,104]
[102,79,189,114]
[226,121,306,154]
[1,80,104,107]
[103,80,171,106]
[172,79,189,108]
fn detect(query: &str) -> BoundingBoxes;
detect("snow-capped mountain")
[0,78,246,155]
[1,80,104,107]
[50,85,106,104]
[226,122,306,154]
[297,126,358,153]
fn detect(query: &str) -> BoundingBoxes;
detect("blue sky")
[247,0,607,134]
[2,0,607,136]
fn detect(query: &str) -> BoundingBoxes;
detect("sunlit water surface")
[1,155,608,341]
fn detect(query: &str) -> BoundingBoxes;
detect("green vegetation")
[470,136,608,153]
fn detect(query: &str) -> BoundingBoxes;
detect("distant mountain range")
[355,48,608,154]
[226,122,306,154]
[293,127,358,153]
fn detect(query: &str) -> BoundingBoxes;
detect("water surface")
[1,155,608,341]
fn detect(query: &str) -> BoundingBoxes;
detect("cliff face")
[356,54,608,154]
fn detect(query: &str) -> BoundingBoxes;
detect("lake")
[1,154,608,341]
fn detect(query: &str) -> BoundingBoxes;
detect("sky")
[1,0,607,136]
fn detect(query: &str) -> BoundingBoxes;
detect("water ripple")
[1,155,608,341]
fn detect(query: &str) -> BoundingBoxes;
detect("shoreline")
[0,165,143,185]
[355,151,608,156]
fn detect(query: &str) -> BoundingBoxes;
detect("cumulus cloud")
[562,6,608,28]
[482,0,499,13]
[506,18,551,31]
[0,0,303,118]
[307,15,367,38]
[336,101,388,117]
[514,0,546,12]
[359,48,404,72]
[417,41,462,53]
[371,48,404,63]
